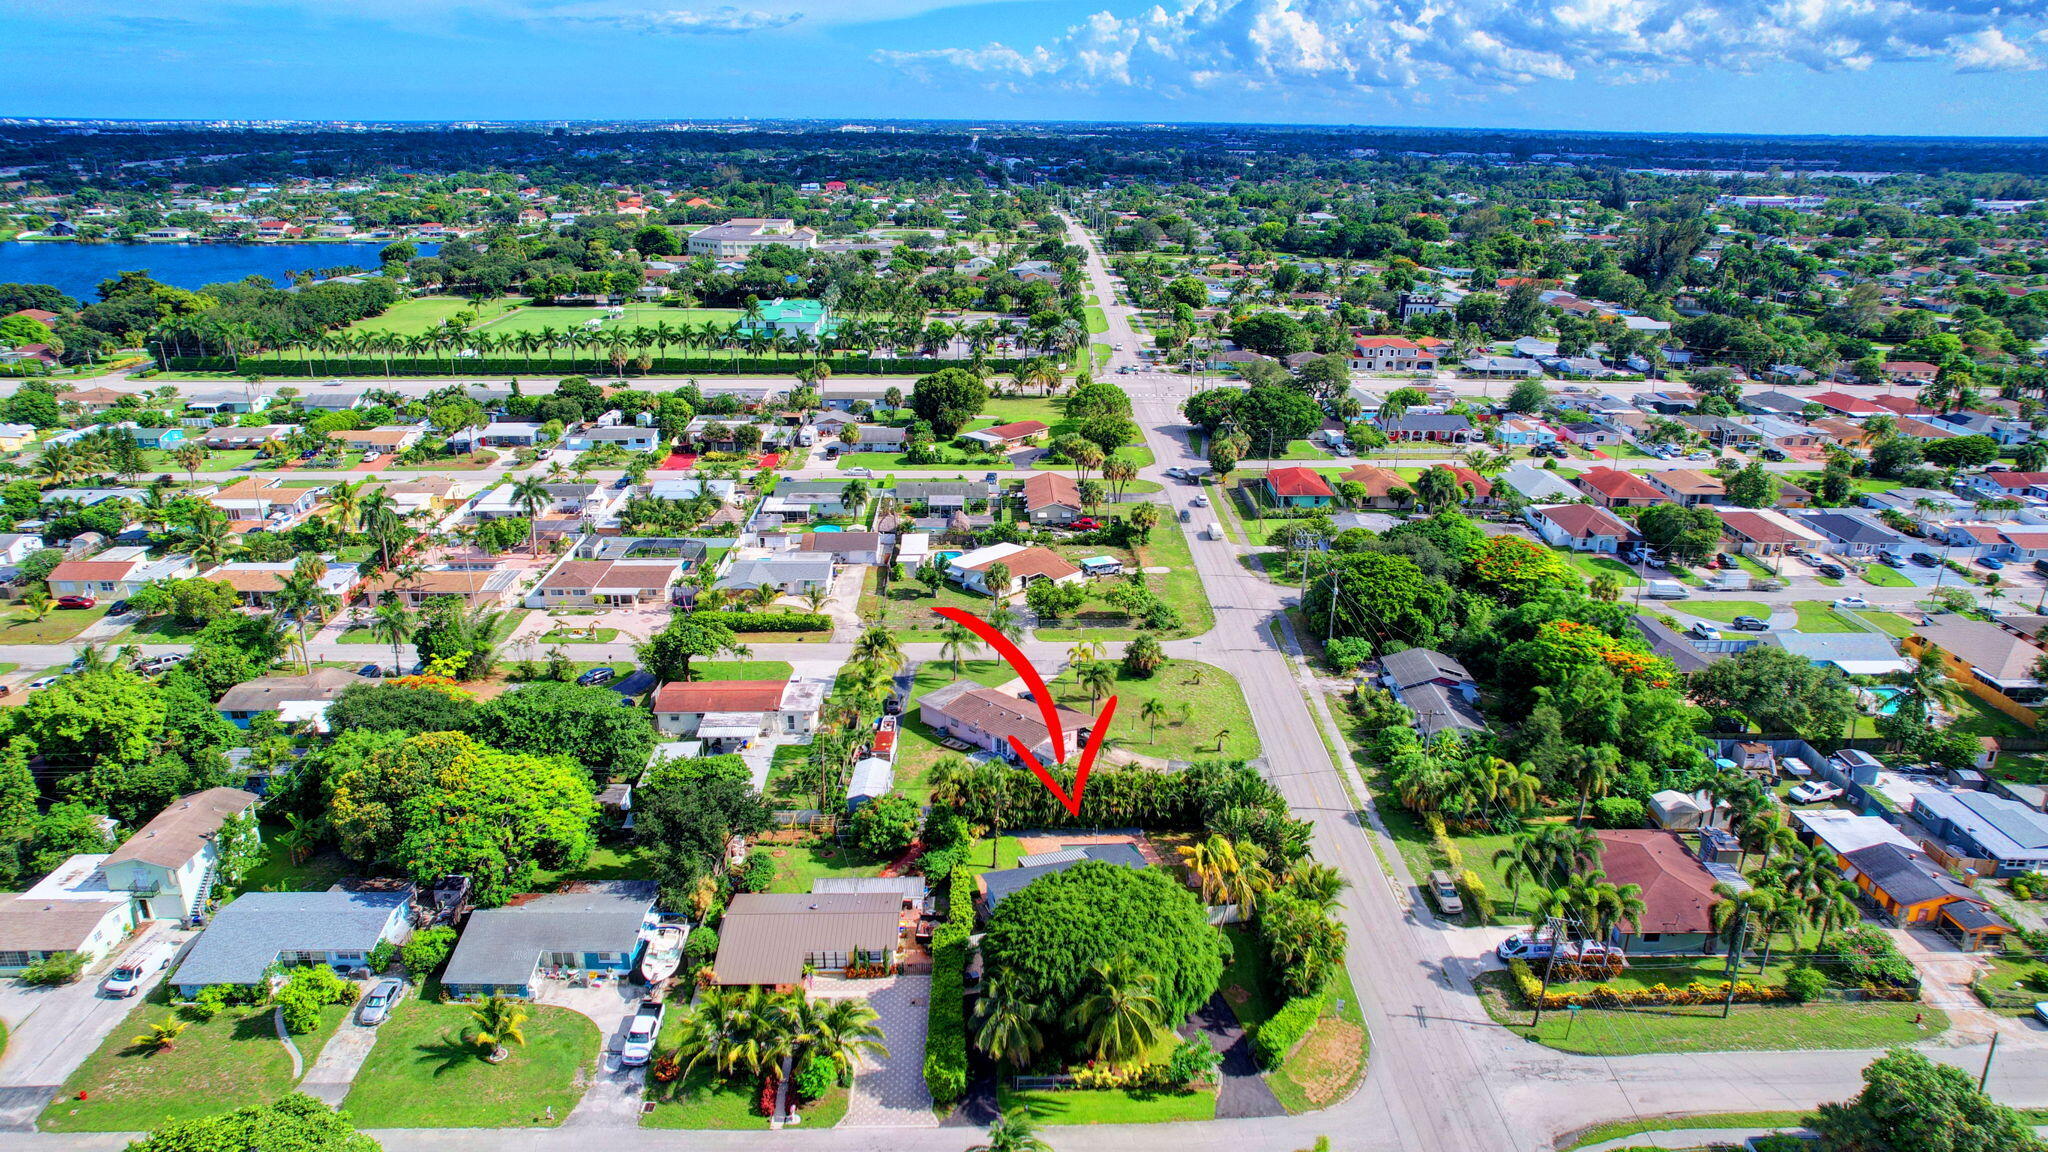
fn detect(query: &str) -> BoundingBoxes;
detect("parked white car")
[1833,596,1871,610]
[101,941,178,998]
[1788,780,1846,804]
[620,999,665,1066]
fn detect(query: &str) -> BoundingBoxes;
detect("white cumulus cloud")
[572,5,804,33]
[874,0,2048,100]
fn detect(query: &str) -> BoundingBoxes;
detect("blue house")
[170,885,415,995]
[1264,466,1335,508]
[440,883,656,999]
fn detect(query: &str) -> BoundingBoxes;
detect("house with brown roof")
[1335,465,1411,508]
[964,420,1051,450]
[47,546,197,600]
[712,893,903,987]
[1807,417,1872,448]
[327,426,426,454]
[1021,472,1083,525]
[209,478,321,525]
[800,531,886,565]
[0,854,136,975]
[1527,504,1634,553]
[651,679,824,744]
[215,668,358,730]
[944,542,1082,599]
[101,788,260,922]
[1713,508,1825,556]
[917,681,1093,765]
[1573,467,1668,508]
[62,386,137,413]
[203,560,357,608]
[1594,829,1742,955]
[1644,469,1727,508]
[1905,619,2047,724]
[525,558,680,609]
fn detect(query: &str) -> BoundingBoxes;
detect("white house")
[0,853,135,975]
[100,789,261,923]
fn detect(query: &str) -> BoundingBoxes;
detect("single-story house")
[1559,421,1622,447]
[1906,619,2048,712]
[1713,508,1825,557]
[216,668,359,729]
[364,566,523,612]
[1795,511,1911,557]
[125,427,187,450]
[1495,419,1559,447]
[1264,467,1335,508]
[918,680,1092,765]
[1596,829,1744,955]
[651,679,824,745]
[441,884,658,999]
[564,426,660,452]
[1377,646,1488,739]
[1335,465,1412,507]
[170,885,416,994]
[328,426,425,455]
[964,420,1050,450]
[526,559,681,608]
[1460,355,1543,379]
[1772,632,1915,676]
[1021,472,1084,525]
[1912,788,2048,876]
[945,542,1083,599]
[203,561,357,608]
[47,546,198,599]
[1375,413,1475,443]
[976,848,1148,915]
[1574,467,1668,508]
[102,788,260,923]
[1644,469,1726,507]
[800,531,885,566]
[716,553,835,594]
[209,478,322,525]
[196,424,294,450]
[713,892,903,987]
[894,481,992,511]
[1527,504,1634,553]
[0,854,137,975]
[1498,464,1581,504]
[1838,842,2007,948]
[0,423,36,451]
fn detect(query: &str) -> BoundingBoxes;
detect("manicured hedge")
[1251,992,1323,1069]
[693,610,830,634]
[923,865,973,1104]
[162,354,1027,377]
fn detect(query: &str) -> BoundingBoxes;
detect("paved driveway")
[300,980,385,1107]
[810,974,934,1128]
[543,982,651,1128]
[0,926,185,1131]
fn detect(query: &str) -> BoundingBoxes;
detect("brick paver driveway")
[809,974,935,1128]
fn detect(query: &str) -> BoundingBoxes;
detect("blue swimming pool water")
[1866,687,1906,715]
[812,524,842,532]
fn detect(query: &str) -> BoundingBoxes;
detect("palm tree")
[939,621,982,675]
[851,626,904,676]
[967,1107,1053,1152]
[369,599,414,676]
[510,476,551,557]
[132,1018,188,1053]
[973,981,1044,1068]
[1076,660,1116,709]
[926,755,973,811]
[1065,956,1170,1067]
[984,603,1024,644]
[171,444,207,483]
[1140,697,1167,740]
[1569,744,1622,826]
[467,995,529,1063]
[794,996,889,1081]
[21,585,51,623]
[800,585,830,614]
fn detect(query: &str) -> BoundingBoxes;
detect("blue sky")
[6,0,2048,136]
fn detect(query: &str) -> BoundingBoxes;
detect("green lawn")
[1864,564,1916,588]
[534,626,622,644]
[759,842,879,892]
[473,303,740,337]
[1042,659,1259,764]
[895,659,1029,797]
[0,603,112,644]
[857,567,1001,644]
[1677,600,1771,625]
[1217,925,1281,1032]
[533,844,657,887]
[1973,952,2048,1015]
[41,987,349,1133]
[1560,1111,1811,1151]
[692,660,796,682]
[346,295,519,337]
[997,1083,1216,1125]
[1268,964,1369,1115]
[117,615,218,643]
[1084,306,1108,334]
[643,1064,768,1129]
[958,835,1029,875]
[1033,521,1215,641]
[1792,602,1863,633]
[1477,973,1946,1056]
[241,823,352,894]
[1856,610,1919,639]
[340,986,598,1127]
[1564,554,1643,588]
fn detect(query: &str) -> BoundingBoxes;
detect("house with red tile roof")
[1021,472,1083,525]
[1595,829,1738,955]
[652,679,822,744]
[1263,466,1335,508]
[918,681,1093,765]
[964,420,1050,450]
[1806,390,1886,417]
[1574,467,1669,508]
[1335,465,1410,507]
[1350,336,1440,372]
[1526,504,1634,553]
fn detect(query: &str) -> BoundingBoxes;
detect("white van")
[102,940,179,998]
[1204,522,1225,541]
[1645,579,1689,600]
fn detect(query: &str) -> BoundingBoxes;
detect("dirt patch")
[1222,985,1250,1007]
[1277,1019,1365,1109]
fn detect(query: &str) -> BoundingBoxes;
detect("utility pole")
[1980,1031,2001,1091]
[1530,915,1569,1029]
[1721,914,1747,1019]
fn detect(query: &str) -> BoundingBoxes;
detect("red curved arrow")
[932,606,1115,817]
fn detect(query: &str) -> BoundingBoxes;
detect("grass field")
[1564,554,1643,588]
[997,1083,1216,1125]
[340,985,597,1127]
[1864,564,1916,588]
[1477,972,1946,1056]
[474,304,741,337]
[0,603,111,644]
[758,842,878,892]
[1559,1111,1811,1151]
[1676,600,1771,625]
[41,987,348,1133]
[1792,601,1864,633]
[1857,610,1918,638]
[346,295,519,336]
[1044,659,1259,764]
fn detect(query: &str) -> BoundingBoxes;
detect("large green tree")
[326,682,479,735]
[980,862,1222,1054]
[1635,503,1723,563]
[908,367,989,439]
[1808,1048,2041,1152]
[1688,646,1856,741]
[127,1092,381,1152]
[472,680,655,778]
[638,614,747,683]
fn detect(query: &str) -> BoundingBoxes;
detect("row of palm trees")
[664,986,887,1092]
[147,312,1083,377]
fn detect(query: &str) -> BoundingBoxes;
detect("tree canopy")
[127,1092,381,1152]
[471,680,655,778]
[908,366,988,438]
[1808,1048,2041,1152]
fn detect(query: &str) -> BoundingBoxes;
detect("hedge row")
[692,610,831,633]
[161,354,1028,378]
[923,865,974,1104]
[1250,992,1323,1069]
[1502,958,1915,1010]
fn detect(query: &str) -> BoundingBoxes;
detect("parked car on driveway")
[1070,516,1101,530]
[101,941,178,998]
[621,999,665,1066]
[1788,781,1845,804]
[357,977,404,1025]
[54,595,95,609]
[357,664,383,678]
[1730,616,1770,631]
[1914,553,1942,568]
[577,667,618,687]
[1815,563,1847,579]
[1978,555,2006,571]
[1427,869,1464,917]
[1496,933,1555,961]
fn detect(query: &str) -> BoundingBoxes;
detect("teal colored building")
[739,298,836,338]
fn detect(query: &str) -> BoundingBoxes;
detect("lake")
[0,241,439,302]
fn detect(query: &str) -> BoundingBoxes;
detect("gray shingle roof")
[977,847,1146,910]
[173,888,414,985]
[1379,648,1475,692]
[442,886,653,987]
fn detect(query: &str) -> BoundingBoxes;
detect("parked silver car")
[357,977,405,1025]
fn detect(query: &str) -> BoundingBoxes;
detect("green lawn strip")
[1217,925,1281,1031]
[1268,963,1369,1115]
[1043,659,1258,763]
[1675,600,1771,625]
[0,603,111,643]
[535,627,623,644]
[692,660,796,682]
[1733,554,1776,580]
[344,295,519,336]
[534,844,656,887]
[1564,553,1643,588]
[959,836,1029,875]
[1863,564,1915,588]
[760,842,878,892]
[895,659,1031,798]
[41,989,348,1133]
[1792,602,1863,633]
[243,823,353,892]
[339,985,597,1128]
[857,567,1001,642]
[1559,1110,1812,1151]
[1972,952,2048,1015]
[116,616,214,642]
[1084,307,1109,334]
[1855,610,1918,639]
[1474,971,1947,1056]
[997,1083,1216,1125]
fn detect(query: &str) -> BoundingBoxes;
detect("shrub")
[1251,994,1323,1069]
[1424,813,1463,872]
[181,985,233,1022]
[690,610,830,634]
[19,952,87,986]
[273,965,357,1033]
[1591,797,1646,828]
[1456,870,1494,923]
[1162,1036,1221,1089]
[400,926,458,978]
[684,926,720,970]
[922,865,973,1104]
[1785,966,1829,1003]
[733,855,775,893]
[2012,871,2048,901]
[849,793,921,860]
[1323,635,1372,673]
[367,940,398,973]
[792,1052,836,1101]
[1832,927,1920,989]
